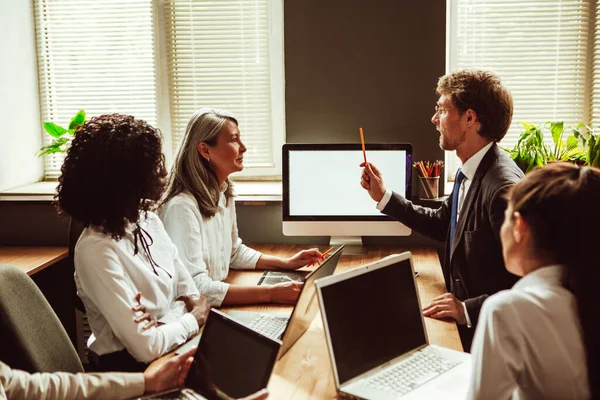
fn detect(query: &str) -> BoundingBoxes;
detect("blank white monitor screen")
[282,143,412,237]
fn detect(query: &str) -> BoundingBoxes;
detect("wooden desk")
[0,246,68,275]
[152,245,462,399]
[0,245,76,346]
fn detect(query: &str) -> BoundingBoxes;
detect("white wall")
[0,0,43,191]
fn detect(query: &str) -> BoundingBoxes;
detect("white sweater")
[74,212,199,363]
[158,188,261,306]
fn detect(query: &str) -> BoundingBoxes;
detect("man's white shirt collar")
[460,141,494,180]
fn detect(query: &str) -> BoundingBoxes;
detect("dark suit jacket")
[382,144,523,345]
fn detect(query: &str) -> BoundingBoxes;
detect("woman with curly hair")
[56,114,209,372]
[467,162,599,399]
[158,108,322,307]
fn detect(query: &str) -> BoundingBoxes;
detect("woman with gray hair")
[159,108,322,307]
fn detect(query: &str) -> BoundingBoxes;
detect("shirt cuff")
[208,282,230,307]
[231,248,262,270]
[376,190,393,211]
[128,373,147,398]
[461,301,472,328]
[180,312,200,336]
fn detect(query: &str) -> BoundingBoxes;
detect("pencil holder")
[418,176,440,200]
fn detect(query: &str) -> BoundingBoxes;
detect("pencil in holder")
[418,176,440,200]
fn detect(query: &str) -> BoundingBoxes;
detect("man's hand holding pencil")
[360,162,386,202]
[358,127,388,202]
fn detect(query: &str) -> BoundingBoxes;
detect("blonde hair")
[161,108,237,217]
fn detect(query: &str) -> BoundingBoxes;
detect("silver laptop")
[315,251,471,399]
[228,245,344,360]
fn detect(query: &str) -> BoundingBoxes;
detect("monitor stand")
[329,236,366,255]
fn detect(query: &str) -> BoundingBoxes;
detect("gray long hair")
[161,108,237,217]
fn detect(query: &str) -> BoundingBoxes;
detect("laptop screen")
[278,245,343,358]
[186,310,280,399]
[320,258,427,385]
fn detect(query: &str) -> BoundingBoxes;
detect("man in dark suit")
[361,69,524,351]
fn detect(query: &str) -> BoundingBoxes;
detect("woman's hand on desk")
[178,295,211,327]
[269,282,304,304]
[282,248,322,269]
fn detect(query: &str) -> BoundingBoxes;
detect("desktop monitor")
[282,143,412,248]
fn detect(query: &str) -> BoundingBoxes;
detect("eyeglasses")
[434,105,458,115]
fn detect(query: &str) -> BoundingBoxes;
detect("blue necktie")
[450,169,466,248]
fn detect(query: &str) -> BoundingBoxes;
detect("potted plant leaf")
[505,121,585,173]
[37,110,86,156]
[573,124,600,168]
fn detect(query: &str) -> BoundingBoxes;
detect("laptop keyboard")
[146,389,203,399]
[367,349,460,396]
[247,314,288,339]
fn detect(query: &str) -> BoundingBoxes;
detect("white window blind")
[448,0,593,179]
[592,4,600,126]
[162,0,284,177]
[34,0,157,180]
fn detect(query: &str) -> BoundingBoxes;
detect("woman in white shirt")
[56,114,210,372]
[467,162,599,399]
[159,108,322,307]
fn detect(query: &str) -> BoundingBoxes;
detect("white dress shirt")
[468,265,589,400]
[158,186,262,307]
[75,212,200,364]
[377,142,495,327]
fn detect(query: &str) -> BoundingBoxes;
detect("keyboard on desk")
[140,388,206,400]
[246,314,289,339]
[367,349,461,396]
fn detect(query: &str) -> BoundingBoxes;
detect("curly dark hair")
[56,113,167,240]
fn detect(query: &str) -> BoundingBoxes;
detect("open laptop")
[140,308,280,400]
[315,251,471,400]
[228,244,344,359]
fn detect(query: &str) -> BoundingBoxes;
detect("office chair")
[0,264,84,374]
[68,217,86,313]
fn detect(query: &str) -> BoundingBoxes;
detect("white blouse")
[468,265,589,399]
[158,187,261,306]
[74,212,200,364]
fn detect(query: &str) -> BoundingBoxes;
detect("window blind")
[591,4,600,126]
[34,0,157,180]
[162,0,282,175]
[448,0,592,178]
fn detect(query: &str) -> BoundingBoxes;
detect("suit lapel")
[450,144,500,258]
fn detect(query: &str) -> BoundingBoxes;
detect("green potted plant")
[504,121,585,173]
[573,124,600,168]
[37,110,86,156]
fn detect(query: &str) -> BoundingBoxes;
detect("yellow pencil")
[359,127,367,163]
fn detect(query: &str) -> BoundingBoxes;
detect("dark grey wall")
[236,0,447,249]
[284,0,445,160]
[0,0,446,252]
